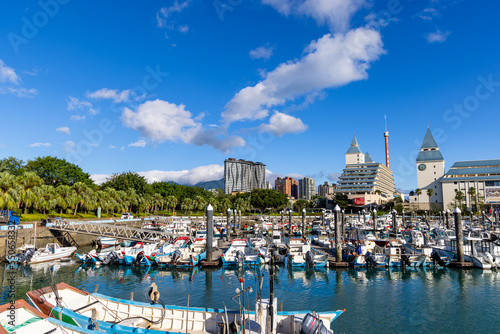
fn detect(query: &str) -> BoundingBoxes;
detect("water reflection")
[0,262,499,334]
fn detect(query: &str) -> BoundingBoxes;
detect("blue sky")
[1,0,499,192]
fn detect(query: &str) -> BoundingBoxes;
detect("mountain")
[194,178,224,190]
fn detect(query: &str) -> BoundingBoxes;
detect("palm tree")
[415,188,422,211]
[72,182,90,215]
[181,198,194,215]
[455,191,464,210]
[36,185,57,215]
[18,172,43,214]
[153,193,164,213]
[56,185,76,215]
[165,195,178,214]
[426,188,435,211]
[468,187,476,212]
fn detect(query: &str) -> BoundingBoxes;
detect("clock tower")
[416,128,445,209]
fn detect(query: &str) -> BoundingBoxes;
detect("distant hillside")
[193,178,224,190]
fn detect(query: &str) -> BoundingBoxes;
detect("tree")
[165,195,178,214]
[415,188,422,210]
[294,199,309,212]
[455,191,464,209]
[409,190,415,196]
[101,171,150,196]
[249,189,288,212]
[18,172,43,214]
[181,198,194,214]
[334,193,349,209]
[468,187,476,212]
[0,157,26,176]
[73,182,91,215]
[27,156,94,186]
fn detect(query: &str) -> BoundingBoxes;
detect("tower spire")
[384,115,389,168]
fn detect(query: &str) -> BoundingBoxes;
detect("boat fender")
[147,283,160,304]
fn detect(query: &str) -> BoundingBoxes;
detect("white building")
[335,135,398,207]
[299,177,316,200]
[411,128,445,209]
[224,158,266,194]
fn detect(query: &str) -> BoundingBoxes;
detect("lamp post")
[334,205,341,262]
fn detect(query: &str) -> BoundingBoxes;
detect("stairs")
[49,229,79,248]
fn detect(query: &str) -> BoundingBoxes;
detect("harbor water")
[1,259,499,333]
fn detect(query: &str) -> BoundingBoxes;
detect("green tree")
[27,156,94,186]
[294,199,309,212]
[249,189,288,213]
[415,188,422,211]
[468,187,476,212]
[455,191,464,210]
[334,193,349,209]
[101,171,150,196]
[18,172,43,214]
[0,157,26,176]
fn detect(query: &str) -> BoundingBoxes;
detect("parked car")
[121,213,134,219]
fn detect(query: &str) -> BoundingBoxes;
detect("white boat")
[222,238,260,266]
[27,283,345,334]
[288,238,327,267]
[17,243,76,264]
[0,299,96,334]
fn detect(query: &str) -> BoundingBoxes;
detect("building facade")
[265,181,273,190]
[335,135,398,207]
[441,160,500,212]
[411,128,445,209]
[275,177,298,199]
[318,181,336,198]
[299,177,316,200]
[224,158,266,194]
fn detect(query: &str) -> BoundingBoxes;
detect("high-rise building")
[335,134,397,207]
[275,177,298,198]
[224,158,266,194]
[265,181,273,190]
[299,177,316,200]
[318,181,335,198]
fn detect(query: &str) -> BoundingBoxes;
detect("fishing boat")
[156,238,207,267]
[16,243,76,265]
[27,282,345,334]
[288,238,328,267]
[221,238,260,266]
[0,299,95,334]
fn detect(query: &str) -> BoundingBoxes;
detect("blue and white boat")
[288,238,328,267]
[221,238,260,266]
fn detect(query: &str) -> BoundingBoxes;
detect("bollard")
[302,208,306,237]
[227,208,232,241]
[454,207,465,263]
[445,209,451,229]
[392,209,397,233]
[207,204,214,262]
[373,209,377,237]
[341,209,345,237]
[334,205,341,262]
[289,210,293,234]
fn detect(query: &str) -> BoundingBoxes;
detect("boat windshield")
[446,230,456,237]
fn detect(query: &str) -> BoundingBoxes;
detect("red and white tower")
[384,115,389,168]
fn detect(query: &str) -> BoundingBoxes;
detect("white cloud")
[91,164,224,186]
[0,60,38,98]
[250,45,275,60]
[29,142,51,148]
[122,99,200,143]
[108,145,116,149]
[64,140,76,153]
[87,88,131,103]
[178,25,189,33]
[122,99,245,152]
[425,29,451,43]
[262,0,367,32]
[67,96,98,114]
[70,115,86,121]
[259,112,308,136]
[157,0,191,28]
[128,139,147,147]
[0,87,38,98]
[0,60,20,84]
[327,172,341,182]
[56,126,70,134]
[223,27,384,124]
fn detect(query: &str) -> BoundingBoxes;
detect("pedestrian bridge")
[49,219,173,243]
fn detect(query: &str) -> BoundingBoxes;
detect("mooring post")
[445,209,451,229]
[226,208,231,241]
[321,210,325,228]
[207,204,214,262]
[402,210,405,229]
[238,210,241,229]
[341,209,345,237]
[334,205,341,262]
[362,209,366,227]
[373,208,377,237]
[280,210,284,225]
[454,207,465,263]
[289,210,292,233]
[392,209,397,233]
[302,208,306,237]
